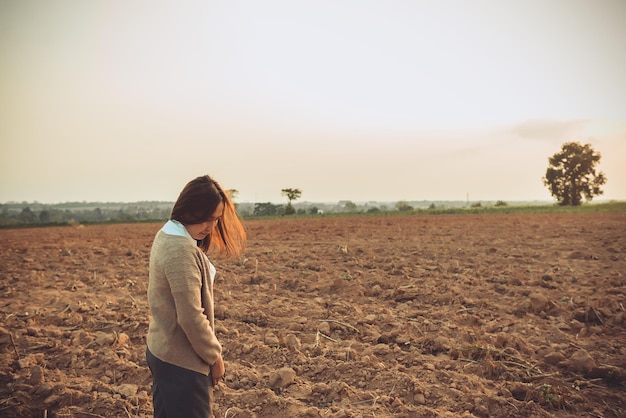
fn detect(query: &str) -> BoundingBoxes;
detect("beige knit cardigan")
[146,229,221,375]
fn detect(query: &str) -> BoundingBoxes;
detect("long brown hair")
[170,175,246,256]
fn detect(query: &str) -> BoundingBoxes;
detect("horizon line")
[6,198,626,206]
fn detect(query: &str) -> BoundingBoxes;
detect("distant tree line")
[250,202,321,217]
[0,202,173,228]
[0,199,415,227]
[3,198,535,228]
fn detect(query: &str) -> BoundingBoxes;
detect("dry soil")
[1,212,625,417]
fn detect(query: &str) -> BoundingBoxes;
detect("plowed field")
[1,212,625,417]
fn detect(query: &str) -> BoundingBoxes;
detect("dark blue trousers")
[146,347,212,418]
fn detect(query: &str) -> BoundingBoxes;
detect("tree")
[281,188,302,215]
[395,201,413,212]
[19,207,36,224]
[543,142,607,206]
[39,210,51,224]
[226,189,240,210]
[253,202,282,217]
[342,201,357,212]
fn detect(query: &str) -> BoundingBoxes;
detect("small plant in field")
[537,384,567,409]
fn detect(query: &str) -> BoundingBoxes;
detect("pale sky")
[1,0,625,204]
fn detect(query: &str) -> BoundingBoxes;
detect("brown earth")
[1,212,625,418]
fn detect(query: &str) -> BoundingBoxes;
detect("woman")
[146,175,246,418]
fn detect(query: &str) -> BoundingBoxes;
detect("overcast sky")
[1,0,625,204]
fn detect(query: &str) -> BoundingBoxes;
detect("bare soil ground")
[1,212,625,418]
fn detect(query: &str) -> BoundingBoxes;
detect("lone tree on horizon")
[543,141,607,206]
[226,189,239,209]
[281,188,302,215]
[226,189,239,201]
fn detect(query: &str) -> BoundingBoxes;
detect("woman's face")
[184,201,224,240]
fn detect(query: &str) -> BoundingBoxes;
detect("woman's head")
[170,175,246,256]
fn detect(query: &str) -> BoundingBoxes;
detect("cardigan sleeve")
[162,241,222,366]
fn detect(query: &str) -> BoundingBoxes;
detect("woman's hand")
[211,355,225,386]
